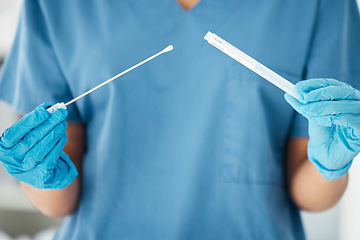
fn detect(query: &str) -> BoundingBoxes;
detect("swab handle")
[65,45,173,106]
[47,102,67,113]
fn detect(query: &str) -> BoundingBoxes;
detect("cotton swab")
[47,45,174,113]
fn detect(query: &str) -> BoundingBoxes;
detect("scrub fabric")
[1,0,360,239]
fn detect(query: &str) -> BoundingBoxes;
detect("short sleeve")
[0,1,81,121]
[290,0,360,138]
[305,0,360,88]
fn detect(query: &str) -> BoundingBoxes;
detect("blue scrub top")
[1,0,360,239]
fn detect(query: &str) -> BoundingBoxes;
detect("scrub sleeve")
[289,0,360,138]
[0,1,81,122]
[305,0,360,91]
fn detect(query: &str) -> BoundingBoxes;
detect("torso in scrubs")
[1,0,360,239]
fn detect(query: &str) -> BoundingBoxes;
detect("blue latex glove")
[285,78,360,181]
[0,103,78,189]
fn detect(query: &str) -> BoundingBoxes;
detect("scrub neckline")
[174,0,204,13]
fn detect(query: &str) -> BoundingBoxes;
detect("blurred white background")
[0,1,359,239]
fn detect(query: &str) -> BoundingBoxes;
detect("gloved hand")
[285,78,360,181]
[0,103,78,189]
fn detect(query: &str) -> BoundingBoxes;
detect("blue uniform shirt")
[1,0,360,239]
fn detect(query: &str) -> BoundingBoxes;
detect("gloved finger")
[44,134,68,166]
[295,78,347,93]
[21,122,68,171]
[284,93,304,113]
[33,134,69,184]
[301,101,360,117]
[45,152,78,190]
[314,114,360,129]
[0,103,52,149]
[8,108,67,159]
[301,85,360,103]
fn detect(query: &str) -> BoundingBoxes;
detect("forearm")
[288,158,348,211]
[21,176,81,217]
[21,122,85,218]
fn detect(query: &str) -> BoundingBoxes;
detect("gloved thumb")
[284,93,303,114]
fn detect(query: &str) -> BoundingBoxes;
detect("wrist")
[309,155,353,181]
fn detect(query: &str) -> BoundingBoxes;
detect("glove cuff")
[309,157,353,181]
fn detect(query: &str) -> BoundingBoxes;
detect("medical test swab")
[47,45,174,113]
[204,31,300,100]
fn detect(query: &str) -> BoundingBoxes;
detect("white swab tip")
[162,45,173,53]
[47,102,66,113]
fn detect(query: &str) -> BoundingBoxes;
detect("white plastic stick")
[204,31,300,100]
[64,45,174,107]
